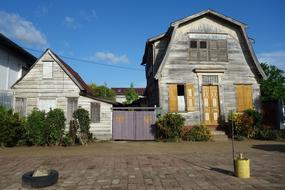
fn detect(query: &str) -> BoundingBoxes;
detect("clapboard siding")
[144,12,263,125]
[12,50,113,140]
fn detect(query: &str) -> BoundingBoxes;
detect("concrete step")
[211,130,229,141]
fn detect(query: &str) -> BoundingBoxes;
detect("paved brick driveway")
[0,141,284,190]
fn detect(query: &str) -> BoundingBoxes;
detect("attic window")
[190,41,197,48]
[43,61,53,79]
[200,41,207,49]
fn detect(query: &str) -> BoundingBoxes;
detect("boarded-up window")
[209,40,218,61]
[38,98,56,112]
[43,61,53,79]
[90,102,100,123]
[190,39,228,62]
[199,41,208,61]
[189,40,199,61]
[67,98,78,122]
[217,40,228,62]
[235,85,253,112]
[168,84,195,113]
[15,97,26,116]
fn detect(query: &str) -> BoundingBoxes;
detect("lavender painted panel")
[113,111,135,140]
[113,110,156,140]
[135,111,156,140]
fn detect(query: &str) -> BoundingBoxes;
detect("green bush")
[228,109,262,138]
[25,108,46,145]
[61,134,73,146]
[0,106,26,147]
[182,125,212,141]
[254,128,277,140]
[45,108,66,145]
[156,113,185,140]
[73,108,91,136]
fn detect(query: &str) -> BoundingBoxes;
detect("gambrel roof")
[141,9,266,80]
[12,49,116,105]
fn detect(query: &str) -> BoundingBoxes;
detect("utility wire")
[24,47,145,72]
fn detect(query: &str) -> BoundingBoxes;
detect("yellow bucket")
[235,158,250,179]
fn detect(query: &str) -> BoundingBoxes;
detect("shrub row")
[0,106,92,147]
[156,113,212,142]
[228,108,284,141]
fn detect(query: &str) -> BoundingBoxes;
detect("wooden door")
[202,85,220,125]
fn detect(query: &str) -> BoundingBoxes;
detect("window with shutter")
[185,84,195,112]
[67,98,78,122]
[209,40,218,61]
[168,84,178,112]
[217,40,228,62]
[91,102,100,123]
[235,85,253,112]
[189,39,228,62]
[15,97,26,116]
[189,40,199,61]
[43,62,53,79]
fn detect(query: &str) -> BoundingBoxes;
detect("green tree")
[260,63,285,101]
[89,83,116,101]
[124,83,139,104]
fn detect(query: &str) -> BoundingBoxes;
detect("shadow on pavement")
[252,144,285,153]
[210,167,234,176]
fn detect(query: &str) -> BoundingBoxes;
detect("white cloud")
[0,11,48,48]
[258,50,285,71]
[89,52,130,64]
[35,6,48,17]
[64,16,78,29]
[80,9,97,21]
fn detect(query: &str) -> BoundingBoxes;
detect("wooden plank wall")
[154,16,261,125]
[13,52,112,140]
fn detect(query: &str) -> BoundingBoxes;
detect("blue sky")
[0,0,284,87]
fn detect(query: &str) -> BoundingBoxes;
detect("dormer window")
[189,39,228,62]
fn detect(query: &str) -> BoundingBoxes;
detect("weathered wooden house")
[0,33,36,108]
[12,49,114,140]
[142,10,266,126]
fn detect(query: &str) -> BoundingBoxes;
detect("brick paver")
[0,141,284,189]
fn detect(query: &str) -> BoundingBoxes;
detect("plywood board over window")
[235,85,253,112]
[67,97,78,122]
[91,102,100,123]
[38,98,56,112]
[43,61,53,79]
[15,97,26,116]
